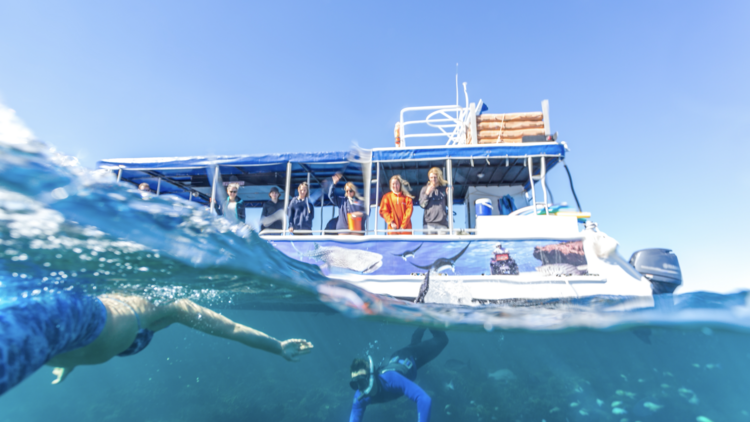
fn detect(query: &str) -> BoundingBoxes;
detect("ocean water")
[2,111,750,422]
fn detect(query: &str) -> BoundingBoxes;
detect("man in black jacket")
[261,187,284,233]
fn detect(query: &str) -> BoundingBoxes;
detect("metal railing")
[259,227,478,236]
[398,83,480,147]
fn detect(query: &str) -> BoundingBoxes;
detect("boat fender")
[592,231,619,259]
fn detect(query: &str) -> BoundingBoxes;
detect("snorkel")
[361,355,375,396]
[349,355,376,399]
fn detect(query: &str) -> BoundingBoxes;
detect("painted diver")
[348,327,449,422]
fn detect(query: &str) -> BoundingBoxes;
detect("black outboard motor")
[629,249,682,294]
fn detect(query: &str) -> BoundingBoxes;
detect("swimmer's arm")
[349,392,367,422]
[152,300,313,360]
[383,372,431,422]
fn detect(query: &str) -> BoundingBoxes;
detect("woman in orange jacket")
[379,175,414,235]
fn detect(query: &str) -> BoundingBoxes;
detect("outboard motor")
[629,248,682,294]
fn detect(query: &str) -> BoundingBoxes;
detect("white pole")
[210,166,219,216]
[470,102,478,145]
[116,168,122,182]
[374,162,380,235]
[447,159,454,235]
[540,157,549,215]
[283,162,292,236]
[156,178,161,195]
[527,157,536,215]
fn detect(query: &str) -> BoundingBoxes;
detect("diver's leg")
[410,327,427,345]
[409,329,449,368]
[51,366,75,384]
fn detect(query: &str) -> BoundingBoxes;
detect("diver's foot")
[51,366,74,384]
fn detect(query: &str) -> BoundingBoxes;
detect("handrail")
[398,83,478,147]
[259,227,480,236]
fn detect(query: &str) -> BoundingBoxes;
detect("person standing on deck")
[348,327,448,422]
[260,186,284,234]
[223,183,246,224]
[328,173,367,235]
[287,182,314,235]
[379,175,413,235]
[418,167,450,235]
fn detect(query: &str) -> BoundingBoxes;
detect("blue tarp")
[98,143,566,206]
[97,143,564,170]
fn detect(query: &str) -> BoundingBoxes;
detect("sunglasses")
[345,189,354,193]
[229,190,238,193]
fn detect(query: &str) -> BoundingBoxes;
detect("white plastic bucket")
[475,198,493,216]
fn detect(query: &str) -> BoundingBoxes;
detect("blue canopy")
[98,143,565,206]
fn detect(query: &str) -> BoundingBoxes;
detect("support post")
[470,103,478,145]
[374,162,380,235]
[527,156,536,215]
[283,162,292,236]
[116,168,122,182]
[540,157,549,215]
[156,178,161,195]
[447,158,454,235]
[320,180,324,233]
[210,166,219,216]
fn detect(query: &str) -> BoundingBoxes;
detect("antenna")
[455,63,459,106]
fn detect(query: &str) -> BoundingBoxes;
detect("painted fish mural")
[272,240,588,277]
[410,243,471,273]
[291,243,383,274]
[391,243,423,261]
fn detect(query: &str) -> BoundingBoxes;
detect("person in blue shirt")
[328,172,367,235]
[348,327,448,422]
[287,182,314,235]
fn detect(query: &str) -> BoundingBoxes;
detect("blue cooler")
[475,198,493,216]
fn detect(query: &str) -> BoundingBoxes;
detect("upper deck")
[98,94,576,237]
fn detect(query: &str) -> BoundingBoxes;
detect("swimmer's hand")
[280,339,314,362]
[51,366,74,385]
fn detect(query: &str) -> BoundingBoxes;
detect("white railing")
[398,83,482,147]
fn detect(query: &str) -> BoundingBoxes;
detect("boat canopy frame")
[98,143,565,235]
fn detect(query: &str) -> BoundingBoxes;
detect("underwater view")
[2,115,750,422]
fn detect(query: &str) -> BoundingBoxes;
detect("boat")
[97,87,682,305]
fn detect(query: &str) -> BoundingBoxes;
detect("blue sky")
[1,1,748,293]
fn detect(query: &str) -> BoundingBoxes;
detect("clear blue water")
[1,133,750,422]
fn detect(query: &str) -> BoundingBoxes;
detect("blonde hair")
[297,181,309,197]
[427,167,448,186]
[389,175,413,198]
[226,183,241,192]
[344,182,363,200]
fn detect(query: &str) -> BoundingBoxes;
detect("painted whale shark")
[293,243,383,274]
[391,243,423,261]
[410,243,471,273]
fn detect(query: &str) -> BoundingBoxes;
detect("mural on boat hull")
[268,239,588,277]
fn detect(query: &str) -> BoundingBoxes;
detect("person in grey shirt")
[419,167,450,235]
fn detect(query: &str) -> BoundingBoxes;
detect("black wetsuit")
[349,328,448,422]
